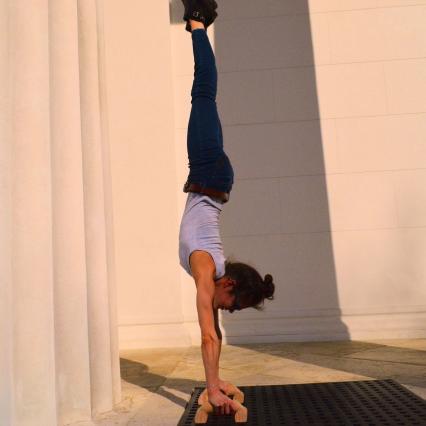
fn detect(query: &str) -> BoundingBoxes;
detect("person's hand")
[207,388,239,415]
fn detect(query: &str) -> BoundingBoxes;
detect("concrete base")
[66,338,426,425]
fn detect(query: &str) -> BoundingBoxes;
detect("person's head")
[213,259,275,313]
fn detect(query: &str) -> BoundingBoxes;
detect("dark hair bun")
[262,274,275,299]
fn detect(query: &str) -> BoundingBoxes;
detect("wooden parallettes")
[194,383,248,424]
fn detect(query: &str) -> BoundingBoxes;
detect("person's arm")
[196,275,221,389]
[190,251,238,414]
[190,251,221,390]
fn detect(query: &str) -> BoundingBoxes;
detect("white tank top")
[179,192,226,280]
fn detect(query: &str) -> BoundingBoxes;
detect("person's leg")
[184,20,234,195]
[190,24,218,103]
[186,24,223,179]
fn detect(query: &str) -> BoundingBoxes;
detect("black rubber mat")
[177,379,426,425]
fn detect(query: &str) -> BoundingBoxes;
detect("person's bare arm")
[190,251,221,389]
[190,251,238,414]
[197,276,221,389]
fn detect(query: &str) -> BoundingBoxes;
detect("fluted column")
[0,2,14,424]
[77,0,121,416]
[0,0,121,424]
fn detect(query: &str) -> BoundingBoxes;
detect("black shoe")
[204,2,218,29]
[182,0,218,32]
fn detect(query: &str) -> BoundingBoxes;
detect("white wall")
[107,0,426,348]
[216,0,426,342]
[103,0,189,348]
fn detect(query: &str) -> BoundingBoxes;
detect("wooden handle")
[233,401,248,423]
[198,384,245,405]
[194,400,214,424]
[195,392,248,424]
[226,384,245,403]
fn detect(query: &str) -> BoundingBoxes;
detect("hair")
[224,258,275,311]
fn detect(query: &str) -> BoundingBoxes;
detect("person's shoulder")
[189,250,216,281]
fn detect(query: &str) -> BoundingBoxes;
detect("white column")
[0,2,14,424]
[0,0,121,424]
[77,0,121,416]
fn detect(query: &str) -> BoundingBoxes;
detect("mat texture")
[177,379,426,425]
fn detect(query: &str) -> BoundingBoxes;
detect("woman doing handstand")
[178,0,276,416]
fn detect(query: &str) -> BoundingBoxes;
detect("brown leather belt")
[184,182,230,203]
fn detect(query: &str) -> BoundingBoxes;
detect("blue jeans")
[183,28,234,194]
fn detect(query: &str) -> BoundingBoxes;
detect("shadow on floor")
[120,357,201,409]
[120,339,426,409]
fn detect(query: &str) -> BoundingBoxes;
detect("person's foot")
[182,0,218,33]
[204,1,218,29]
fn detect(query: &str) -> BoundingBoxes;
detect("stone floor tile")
[66,339,426,426]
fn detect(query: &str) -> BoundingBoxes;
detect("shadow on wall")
[170,0,349,342]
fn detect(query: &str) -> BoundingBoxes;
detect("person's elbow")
[201,332,220,345]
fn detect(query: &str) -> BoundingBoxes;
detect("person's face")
[213,276,249,313]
